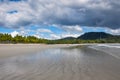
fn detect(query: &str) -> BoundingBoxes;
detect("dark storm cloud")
[0,0,120,29]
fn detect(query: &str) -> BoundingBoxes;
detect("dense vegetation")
[0,32,120,44]
[78,32,113,40]
[0,33,48,44]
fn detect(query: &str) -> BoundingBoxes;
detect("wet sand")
[89,44,120,59]
[0,44,120,80]
[0,44,79,58]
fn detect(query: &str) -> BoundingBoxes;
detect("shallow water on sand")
[0,46,120,80]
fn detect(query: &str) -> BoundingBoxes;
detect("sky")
[0,0,120,39]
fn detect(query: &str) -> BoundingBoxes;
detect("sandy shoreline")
[89,44,120,59]
[0,44,80,58]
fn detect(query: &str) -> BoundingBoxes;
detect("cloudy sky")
[0,0,120,39]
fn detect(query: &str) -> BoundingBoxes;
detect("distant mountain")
[60,37,76,40]
[77,32,113,40]
[59,32,120,41]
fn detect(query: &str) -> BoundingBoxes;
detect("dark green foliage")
[0,33,12,43]
[0,33,48,44]
[78,32,113,40]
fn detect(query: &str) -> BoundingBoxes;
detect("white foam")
[89,45,120,60]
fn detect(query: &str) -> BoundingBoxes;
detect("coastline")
[0,43,120,59]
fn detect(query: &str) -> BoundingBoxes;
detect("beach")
[0,44,120,80]
[89,44,120,59]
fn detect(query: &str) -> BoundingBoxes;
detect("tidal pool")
[0,46,120,80]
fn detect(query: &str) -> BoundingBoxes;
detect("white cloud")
[49,33,81,40]
[107,28,120,35]
[37,28,52,33]
[0,1,34,28]
[33,34,40,38]
[0,0,120,40]
[45,25,83,39]
[61,33,80,38]
[10,31,19,37]
[0,0,120,29]
[62,25,82,32]
[50,34,61,40]
[10,27,32,37]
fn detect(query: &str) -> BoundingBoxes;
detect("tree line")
[0,33,48,43]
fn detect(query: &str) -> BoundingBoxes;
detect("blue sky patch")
[7,10,18,14]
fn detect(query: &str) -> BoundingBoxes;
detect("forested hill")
[77,32,114,40]
[55,32,120,43]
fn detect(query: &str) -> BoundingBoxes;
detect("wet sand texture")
[0,44,79,58]
[0,46,120,80]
